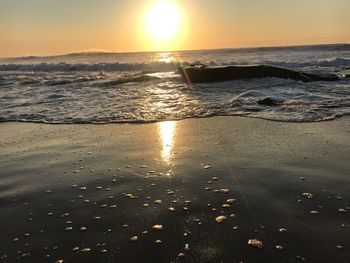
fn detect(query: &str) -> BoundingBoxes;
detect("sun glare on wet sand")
[159,121,176,164]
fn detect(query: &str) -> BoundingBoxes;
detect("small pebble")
[276,245,284,251]
[340,223,349,228]
[152,225,163,230]
[336,245,343,249]
[226,198,236,204]
[302,193,314,199]
[130,236,138,242]
[215,216,227,223]
[248,239,263,248]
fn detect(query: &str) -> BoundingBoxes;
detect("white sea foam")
[0,57,350,73]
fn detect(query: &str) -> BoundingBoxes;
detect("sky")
[0,0,350,57]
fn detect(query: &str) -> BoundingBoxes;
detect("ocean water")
[0,44,350,123]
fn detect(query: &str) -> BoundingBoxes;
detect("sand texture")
[0,117,349,262]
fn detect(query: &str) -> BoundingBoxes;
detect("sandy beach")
[0,116,349,263]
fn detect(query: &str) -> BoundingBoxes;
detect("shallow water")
[1,44,350,123]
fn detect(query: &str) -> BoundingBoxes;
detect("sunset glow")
[145,1,181,43]
[0,0,349,56]
[142,0,184,51]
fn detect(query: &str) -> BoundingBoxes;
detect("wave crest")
[1,57,350,73]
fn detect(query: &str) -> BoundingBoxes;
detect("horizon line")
[1,42,349,59]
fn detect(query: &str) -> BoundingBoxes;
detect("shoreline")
[0,113,349,125]
[0,116,349,262]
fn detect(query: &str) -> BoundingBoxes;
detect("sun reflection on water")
[156,52,175,63]
[159,121,176,164]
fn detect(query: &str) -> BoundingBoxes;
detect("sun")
[145,1,181,43]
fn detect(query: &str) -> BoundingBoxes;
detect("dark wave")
[0,62,180,72]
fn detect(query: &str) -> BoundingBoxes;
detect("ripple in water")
[0,44,350,123]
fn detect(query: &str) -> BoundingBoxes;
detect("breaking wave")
[1,44,350,123]
[1,57,350,73]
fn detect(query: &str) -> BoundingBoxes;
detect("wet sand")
[0,116,349,263]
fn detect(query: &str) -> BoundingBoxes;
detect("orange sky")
[0,0,349,56]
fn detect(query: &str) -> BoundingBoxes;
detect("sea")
[0,44,349,124]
